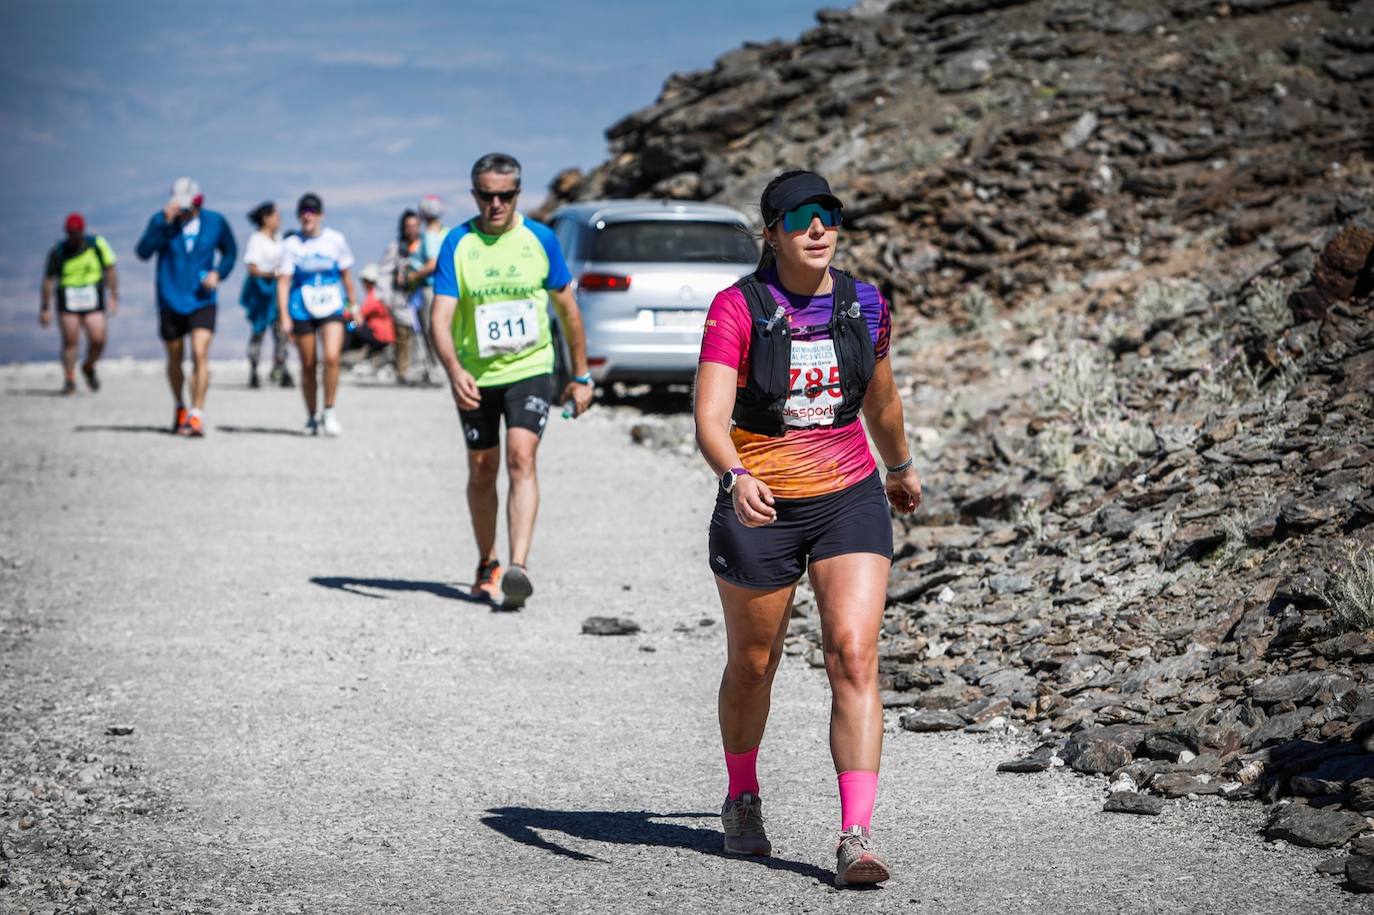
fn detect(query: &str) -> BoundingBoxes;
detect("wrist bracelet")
[885,457,913,474]
[572,374,593,385]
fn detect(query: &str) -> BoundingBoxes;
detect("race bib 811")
[783,338,842,427]
[475,299,539,357]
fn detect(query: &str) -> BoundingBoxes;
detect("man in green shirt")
[40,213,119,394]
[431,153,594,609]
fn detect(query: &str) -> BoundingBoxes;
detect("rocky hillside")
[539,0,1370,324]
[557,0,1374,896]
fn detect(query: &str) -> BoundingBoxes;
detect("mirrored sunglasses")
[474,189,519,204]
[779,203,842,233]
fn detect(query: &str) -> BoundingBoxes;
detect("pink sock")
[724,746,760,799]
[838,770,878,831]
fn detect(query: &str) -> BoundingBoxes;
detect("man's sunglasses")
[776,203,842,233]
[298,207,321,216]
[474,189,519,204]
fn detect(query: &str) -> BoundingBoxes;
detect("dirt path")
[0,363,1359,914]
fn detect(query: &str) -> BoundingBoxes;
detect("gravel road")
[0,362,1360,913]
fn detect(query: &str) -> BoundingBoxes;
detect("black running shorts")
[708,472,893,589]
[290,313,345,336]
[459,372,556,450]
[159,304,217,342]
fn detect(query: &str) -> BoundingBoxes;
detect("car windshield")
[591,220,757,264]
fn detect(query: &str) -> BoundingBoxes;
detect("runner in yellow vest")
[40,213,118,394]
[430,153,594,609]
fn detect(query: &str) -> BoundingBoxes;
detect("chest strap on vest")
[730,268,874,437]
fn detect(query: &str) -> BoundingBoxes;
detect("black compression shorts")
[459,373,556,450]
[708,472,893,589]
[291,313,346,337]
[159,304,217,342]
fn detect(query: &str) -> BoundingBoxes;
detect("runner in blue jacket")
[135,177,237,436]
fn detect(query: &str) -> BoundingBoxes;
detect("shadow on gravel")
[309,576,488,604]
[7,388,73,397]
[73,424,170,434]
[216,425,304,436]
[481,807,836,883]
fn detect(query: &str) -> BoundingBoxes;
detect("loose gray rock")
[987,574,1033,595]
[1070,739,1133,775]
[1317,855,1351,876]
[1103,792,1164,816]
[1151,773,1221,798]
[1349,779,1374,815]
[105,725,135,737]
[581,616,641,636]
[1264,805,1366,849]
[900,709,966,732]
[1347,855,1374,894]
[1247,673,1323,705]
[997,756,1051,774]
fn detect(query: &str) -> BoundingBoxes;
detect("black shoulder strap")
[829,268,858,319]
[733,273,778,322]
[87,236,106,269]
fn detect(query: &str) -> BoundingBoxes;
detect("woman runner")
[277,192,358,436]
[239,201,292,389]
[693,170,922,887]
[379,209,423,384]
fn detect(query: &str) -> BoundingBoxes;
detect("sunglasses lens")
[781,204,839,233]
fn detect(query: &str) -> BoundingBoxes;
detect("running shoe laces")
[720,792,771,856]
[835,825,890,887]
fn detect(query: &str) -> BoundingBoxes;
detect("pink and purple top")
[699,268,890,500]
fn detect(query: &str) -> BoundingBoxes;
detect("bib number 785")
[790,364,841,398]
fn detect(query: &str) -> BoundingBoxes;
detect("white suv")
[549,200,758,385]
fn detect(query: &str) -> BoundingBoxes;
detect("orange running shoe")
[172,405,189,435]
[185,414,205,438]
[472,559,502,602]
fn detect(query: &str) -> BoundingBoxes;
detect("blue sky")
[0,0,827,363]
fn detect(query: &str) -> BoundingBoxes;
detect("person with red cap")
[136,177,237,436]
[40,213,119,394]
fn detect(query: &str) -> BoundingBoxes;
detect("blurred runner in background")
[379,209,423,384]
[239,201,292,389]
[278,192,357,437]
[135,177,237,437]
[40,212,118,394]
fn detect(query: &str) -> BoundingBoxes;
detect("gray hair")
[471,153,522,186]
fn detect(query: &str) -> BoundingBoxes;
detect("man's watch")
[572,373,593,386]
[720,467,751,493]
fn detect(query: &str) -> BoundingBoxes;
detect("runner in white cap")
[135,177,237,436]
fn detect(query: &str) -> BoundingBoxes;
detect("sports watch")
[720,467,751,494]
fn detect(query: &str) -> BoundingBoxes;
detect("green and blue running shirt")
[433,214,572,388]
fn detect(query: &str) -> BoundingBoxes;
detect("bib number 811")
[475,299,539,357]
[487,317,528,341]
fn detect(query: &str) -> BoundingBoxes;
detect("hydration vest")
[731,269,876,437]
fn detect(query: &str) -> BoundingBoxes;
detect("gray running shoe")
[720,792,771,856]
[501,564,533,609]
[834,825,890,888]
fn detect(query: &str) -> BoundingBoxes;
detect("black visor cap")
[761,172,843,226]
